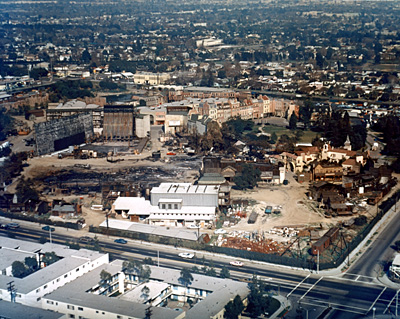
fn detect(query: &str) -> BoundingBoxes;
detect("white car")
[214,229,227,234]
[229,261,244,267]
[187,224,200,229]
[178,252,195,259]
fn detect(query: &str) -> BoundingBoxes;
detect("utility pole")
[317,250,319,274]
[7,281,16,302]
[145,305,152,319]
[106,210,110,237]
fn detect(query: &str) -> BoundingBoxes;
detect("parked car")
[229,261,244,267]
[79,236,95,244]
[114,238,127,244]
[6,223,20,229]
[187,224,200,229]
[42,226,55,232]
[178,252,194,259]
[214,229,227,234]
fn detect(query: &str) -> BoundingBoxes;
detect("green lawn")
[262,125,318,144]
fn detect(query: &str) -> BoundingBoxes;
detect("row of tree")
[12,252,59,278]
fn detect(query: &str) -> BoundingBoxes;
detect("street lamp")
[49,227,55,244]
[372,307,376,319]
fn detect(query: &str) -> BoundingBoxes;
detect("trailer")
[248,211,258,224]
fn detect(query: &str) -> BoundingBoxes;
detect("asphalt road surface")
[349,203,400,278]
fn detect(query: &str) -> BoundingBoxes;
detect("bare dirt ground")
[12,141,400,242]
[15,151,201,228]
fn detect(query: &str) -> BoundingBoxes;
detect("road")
[1,222,400,318]
[348,201,400,278]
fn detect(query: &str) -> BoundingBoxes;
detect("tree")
[224,295,245,319]
[99,79,120,91]
[30,67,48,80]
[354,215,367,226]
[246,275,270,317]
[204,266,217,277]
[315,52,325,68]
[201,121,223,152]
[394,240,400,252]
[16,177,40,203]
[289,113,298,130]
[270,132,278,144]
[123,259,151,282]
[299,100,314,128]
[12,261,27,278]
[220,266,231,279]
[143,257,154,265]
[24,257,38,272]
[374,54,381,64]
[81,49,92,63]
[234,163,261,190]
[179,268,193,288]
[141,285,150,300]
[42,252,60,266]
[0,107,13,141]
[99,269,112,287]
[276,134,296,153]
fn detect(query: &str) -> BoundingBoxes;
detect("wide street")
[1,208,400,319]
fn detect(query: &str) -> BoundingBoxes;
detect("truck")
[265,206,272,214]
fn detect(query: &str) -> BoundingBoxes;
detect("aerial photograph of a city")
[0,0,400,318]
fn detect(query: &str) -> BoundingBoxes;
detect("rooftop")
[0,300,64,319]
[99,219,204,241]
[151,183,219,195]
[44,261,182,319]
[0,247,36,271]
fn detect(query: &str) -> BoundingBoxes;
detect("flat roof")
[99,220,204,241]
[0,248,106,294]
[0,300,64,319]
[0,237,42,252]
[44,261,248,319]
[119,280,170,303]
[151,183,219,195]
[149,266,249,318]
[44,262,181,319]
[158,198,183,203]
[0,248,36,271]
[113,197,152,214]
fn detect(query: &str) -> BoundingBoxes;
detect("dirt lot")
[13,150,202,228]
[11,144,399,245]
[20,152,331,235]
